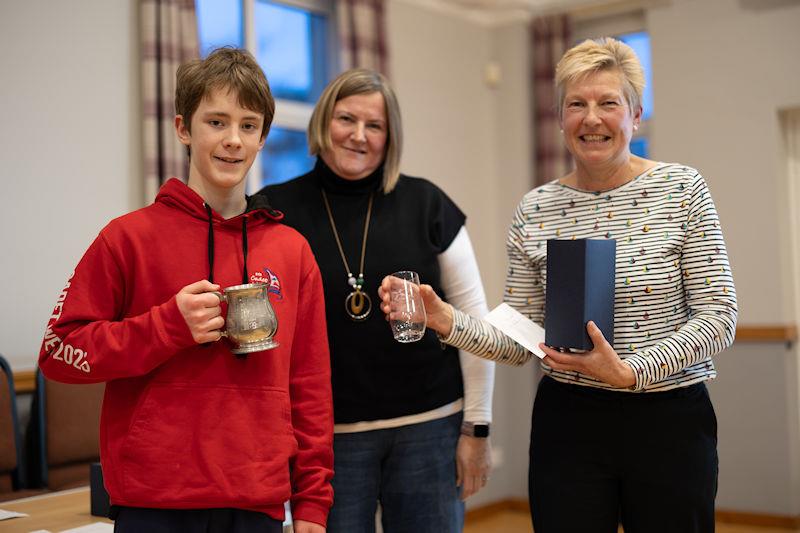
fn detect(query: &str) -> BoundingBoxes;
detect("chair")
[0,354,23,496]
[26,370,104,489]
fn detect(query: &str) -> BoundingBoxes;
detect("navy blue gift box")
[545,239,616,351]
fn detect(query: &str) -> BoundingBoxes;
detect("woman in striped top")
[381,38,736,533]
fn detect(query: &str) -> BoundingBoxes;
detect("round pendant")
[345,290,372,321]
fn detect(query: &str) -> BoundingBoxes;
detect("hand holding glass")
[387,271,427,343]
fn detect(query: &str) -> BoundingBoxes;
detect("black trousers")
[529,376,718,533]
[112,506,284,533]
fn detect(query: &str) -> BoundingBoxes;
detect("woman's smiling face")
[560,69,641,171]
[321,92,388,181]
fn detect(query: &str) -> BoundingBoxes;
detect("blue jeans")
[328,412,464,533]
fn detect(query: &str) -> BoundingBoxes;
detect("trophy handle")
[213,291,227,303]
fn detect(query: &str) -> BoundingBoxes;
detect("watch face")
[474,424,489,438]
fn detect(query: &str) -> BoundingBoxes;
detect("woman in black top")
[259,69,495,533]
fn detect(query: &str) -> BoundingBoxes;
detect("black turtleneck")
[259,158,466,424]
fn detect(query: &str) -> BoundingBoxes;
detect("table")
[1,488,295,532]
[0,486,110,532]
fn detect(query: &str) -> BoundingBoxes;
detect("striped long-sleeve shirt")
[443,163,738,392]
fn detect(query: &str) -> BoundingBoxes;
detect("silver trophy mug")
[215,283,279,354]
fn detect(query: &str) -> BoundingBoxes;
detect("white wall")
[649,0,800,326]
[388,1,499,300]
[648,0,800,515]
[0,0,141,371]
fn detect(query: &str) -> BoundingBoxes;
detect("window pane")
[630,137,649,158]
[196,0,243,55]
[254,1,327,102]
[261,127,315,186]
[618,31,653,121]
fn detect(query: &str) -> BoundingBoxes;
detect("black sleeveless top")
[260,159,466,423]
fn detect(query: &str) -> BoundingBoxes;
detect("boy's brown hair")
[175,47,275,140]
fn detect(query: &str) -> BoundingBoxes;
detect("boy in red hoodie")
[39,48,333,533]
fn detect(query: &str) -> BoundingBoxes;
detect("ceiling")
[417,0,648,23]
[436,0,580,8]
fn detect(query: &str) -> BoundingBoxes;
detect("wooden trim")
[465,499,522,522]
[12,369,36,394]
[736,325,797,343]
[465,499,800,528]
[717,509,800,528]
[505,499,529,513]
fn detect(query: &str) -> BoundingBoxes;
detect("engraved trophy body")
[216,283,279,354]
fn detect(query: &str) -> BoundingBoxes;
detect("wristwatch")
[461,421,490,438]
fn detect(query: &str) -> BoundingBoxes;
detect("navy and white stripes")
[443,163,737,392]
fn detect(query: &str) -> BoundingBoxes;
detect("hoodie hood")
[155,178,284,290]
[155,178,285,224]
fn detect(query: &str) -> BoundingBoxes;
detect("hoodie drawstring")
[241,217,249,285]
[205,204,215,284]
[205,203,249,286]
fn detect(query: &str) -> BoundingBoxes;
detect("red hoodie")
[39,178,333,525]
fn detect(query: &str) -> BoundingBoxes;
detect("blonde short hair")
[308,69,403,193]
[555,37,645,120]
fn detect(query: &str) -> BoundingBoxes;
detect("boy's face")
[175,87,265,194]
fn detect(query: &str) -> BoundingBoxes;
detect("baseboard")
[465,498,529,522]
[466,499,800,528]
[716,508,800,528]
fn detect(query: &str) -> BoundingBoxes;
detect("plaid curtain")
[337,0,389,75]
[140,0,199,203]
[531,14,572,187]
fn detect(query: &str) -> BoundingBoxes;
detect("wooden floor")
[464,510,800,533]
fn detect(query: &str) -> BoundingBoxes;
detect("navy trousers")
[112,506,284,533]
[529,376,718,533]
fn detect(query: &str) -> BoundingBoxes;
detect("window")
[617,31,652,158]
[196,0,335,191]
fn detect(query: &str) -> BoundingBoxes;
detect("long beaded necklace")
[321,189,374,321]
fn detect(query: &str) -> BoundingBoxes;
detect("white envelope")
[484,303,546,359]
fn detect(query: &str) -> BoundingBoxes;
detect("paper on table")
[484,303,546,359]
[59,523,114,533]
[0,509,28,520]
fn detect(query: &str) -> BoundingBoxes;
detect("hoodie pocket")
[119,383,297,506]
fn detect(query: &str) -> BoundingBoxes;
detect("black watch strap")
[461,421,490,438]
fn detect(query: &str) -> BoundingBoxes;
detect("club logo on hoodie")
[251,268,283,300]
